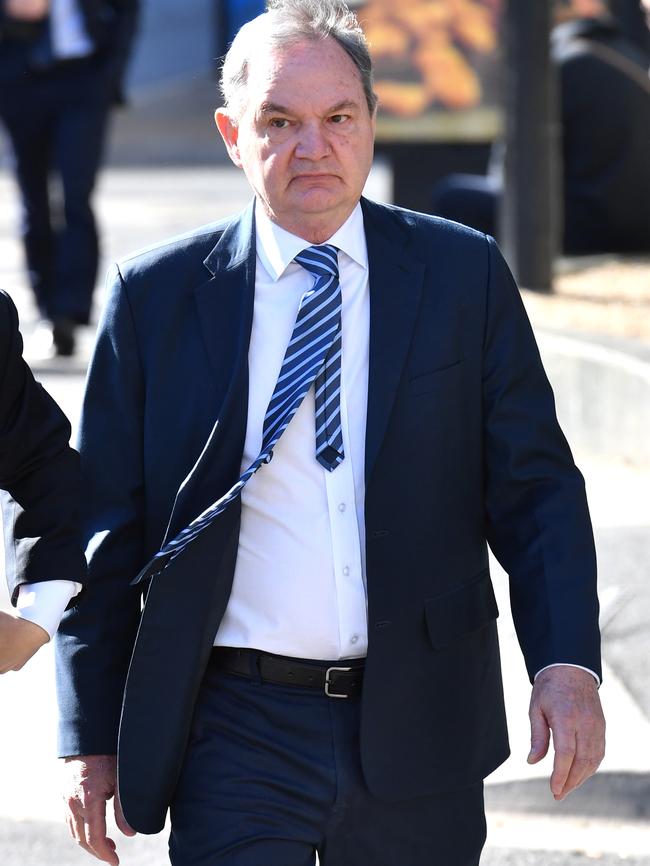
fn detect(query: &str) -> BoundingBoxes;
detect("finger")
[557,757,591,799]
[66,799,96,857]
[114,791,137,837]
[83,799,119,866]
[527,704,550,764]
[550,729,577,799]
[65,811,82,845]
[557,729,605,799]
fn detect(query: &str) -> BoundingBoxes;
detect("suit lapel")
[361,199,425,483]
[162,202,256,544]
[163,198,425,537]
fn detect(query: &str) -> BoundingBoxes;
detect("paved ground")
[1,3,649,863]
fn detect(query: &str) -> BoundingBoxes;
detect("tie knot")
[294,244,339,279]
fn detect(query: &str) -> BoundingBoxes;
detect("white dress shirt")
[16,579,80,638]
[214,204,370,660]
[50,0,94,60]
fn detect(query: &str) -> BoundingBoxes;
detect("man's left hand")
[0,610,49,673]
[528,665,605,800]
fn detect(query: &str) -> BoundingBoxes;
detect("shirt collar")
[255,201,368,282]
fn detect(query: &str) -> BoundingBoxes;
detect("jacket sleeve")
[102,0,140,104]
[0,291,86,603]
[481,237,601,682]
[55,266,145,757]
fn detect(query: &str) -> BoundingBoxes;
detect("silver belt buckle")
[325,665,353,698]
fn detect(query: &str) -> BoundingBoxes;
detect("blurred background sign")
[353,0,504,142]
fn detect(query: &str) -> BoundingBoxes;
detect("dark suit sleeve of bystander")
[0,290,87,604]
[80,0,140,104]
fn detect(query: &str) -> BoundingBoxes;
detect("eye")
[269,118,290,129]
[329,114,350,124]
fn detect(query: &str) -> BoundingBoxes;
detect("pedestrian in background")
[0,289,85,672]
[0,0,139,358]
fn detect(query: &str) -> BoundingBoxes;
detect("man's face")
[216,36,376,242]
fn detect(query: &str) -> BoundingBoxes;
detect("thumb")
[528,705,550,764]
[114,790,137,837]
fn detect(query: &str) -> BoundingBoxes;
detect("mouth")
[291,173,338,182]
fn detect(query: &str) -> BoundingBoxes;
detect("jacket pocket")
[424,568,499,649]
[409,359,461,395]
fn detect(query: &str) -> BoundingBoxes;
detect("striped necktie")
[294,245,344,472]
[133,244,343,583]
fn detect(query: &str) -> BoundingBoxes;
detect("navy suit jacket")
[0,291,86,602]
[56,199,600,833]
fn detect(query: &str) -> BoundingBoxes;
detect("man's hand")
[528,665,605,800]
[4,0,49,21]
[61,755,136,866]
[0,610,49,673]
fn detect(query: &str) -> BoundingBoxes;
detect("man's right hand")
[4,0,49,21]
[61,755,136,866]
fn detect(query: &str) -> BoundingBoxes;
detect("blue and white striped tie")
[133,244,343,582]
[295,245,344,473]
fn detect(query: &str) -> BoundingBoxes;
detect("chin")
[294,190,346,214]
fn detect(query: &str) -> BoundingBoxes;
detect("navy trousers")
[169,657,487,866]
[0,44,113,324]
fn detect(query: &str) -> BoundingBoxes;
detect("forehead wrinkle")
[258,98,361,118]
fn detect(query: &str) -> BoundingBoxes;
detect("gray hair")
[220,0,378,119]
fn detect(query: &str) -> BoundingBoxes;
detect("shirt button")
[342,566,350,576]
[338,502,346,513]
[350,634,359,644]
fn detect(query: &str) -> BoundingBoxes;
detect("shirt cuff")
[534,662,601,688]
[16,580,82,640]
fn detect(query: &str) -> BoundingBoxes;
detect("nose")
[295,122,331,160]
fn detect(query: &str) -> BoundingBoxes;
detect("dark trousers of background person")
[168,655,487,866]
[0,42,113,328]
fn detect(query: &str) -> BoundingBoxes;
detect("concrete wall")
[538,332,650,467]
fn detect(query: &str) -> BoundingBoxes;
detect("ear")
[215,108,243,168]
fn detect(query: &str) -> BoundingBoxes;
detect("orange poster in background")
[353,0,503,141]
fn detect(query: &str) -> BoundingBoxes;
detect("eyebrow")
[259,99,359,116]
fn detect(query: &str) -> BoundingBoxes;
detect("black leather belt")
[211,647,365,699]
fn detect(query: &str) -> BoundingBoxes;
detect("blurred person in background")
[610,0,650,61]
[430,0,650,255]
[0,0,139,358]
[0,290,85,673]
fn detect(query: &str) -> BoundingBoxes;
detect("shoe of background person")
[24,317,76,360]
[51,317,76,357]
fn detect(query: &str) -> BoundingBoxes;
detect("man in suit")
[0,0,138,356]
[0,290,85,672]
[56,1,605,864]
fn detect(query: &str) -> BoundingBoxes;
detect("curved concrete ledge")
[537,331,650,466]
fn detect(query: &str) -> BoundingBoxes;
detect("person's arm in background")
[97,0,140,106]
[0,291,85,672]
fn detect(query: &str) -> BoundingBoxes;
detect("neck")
[263,204,357,245]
